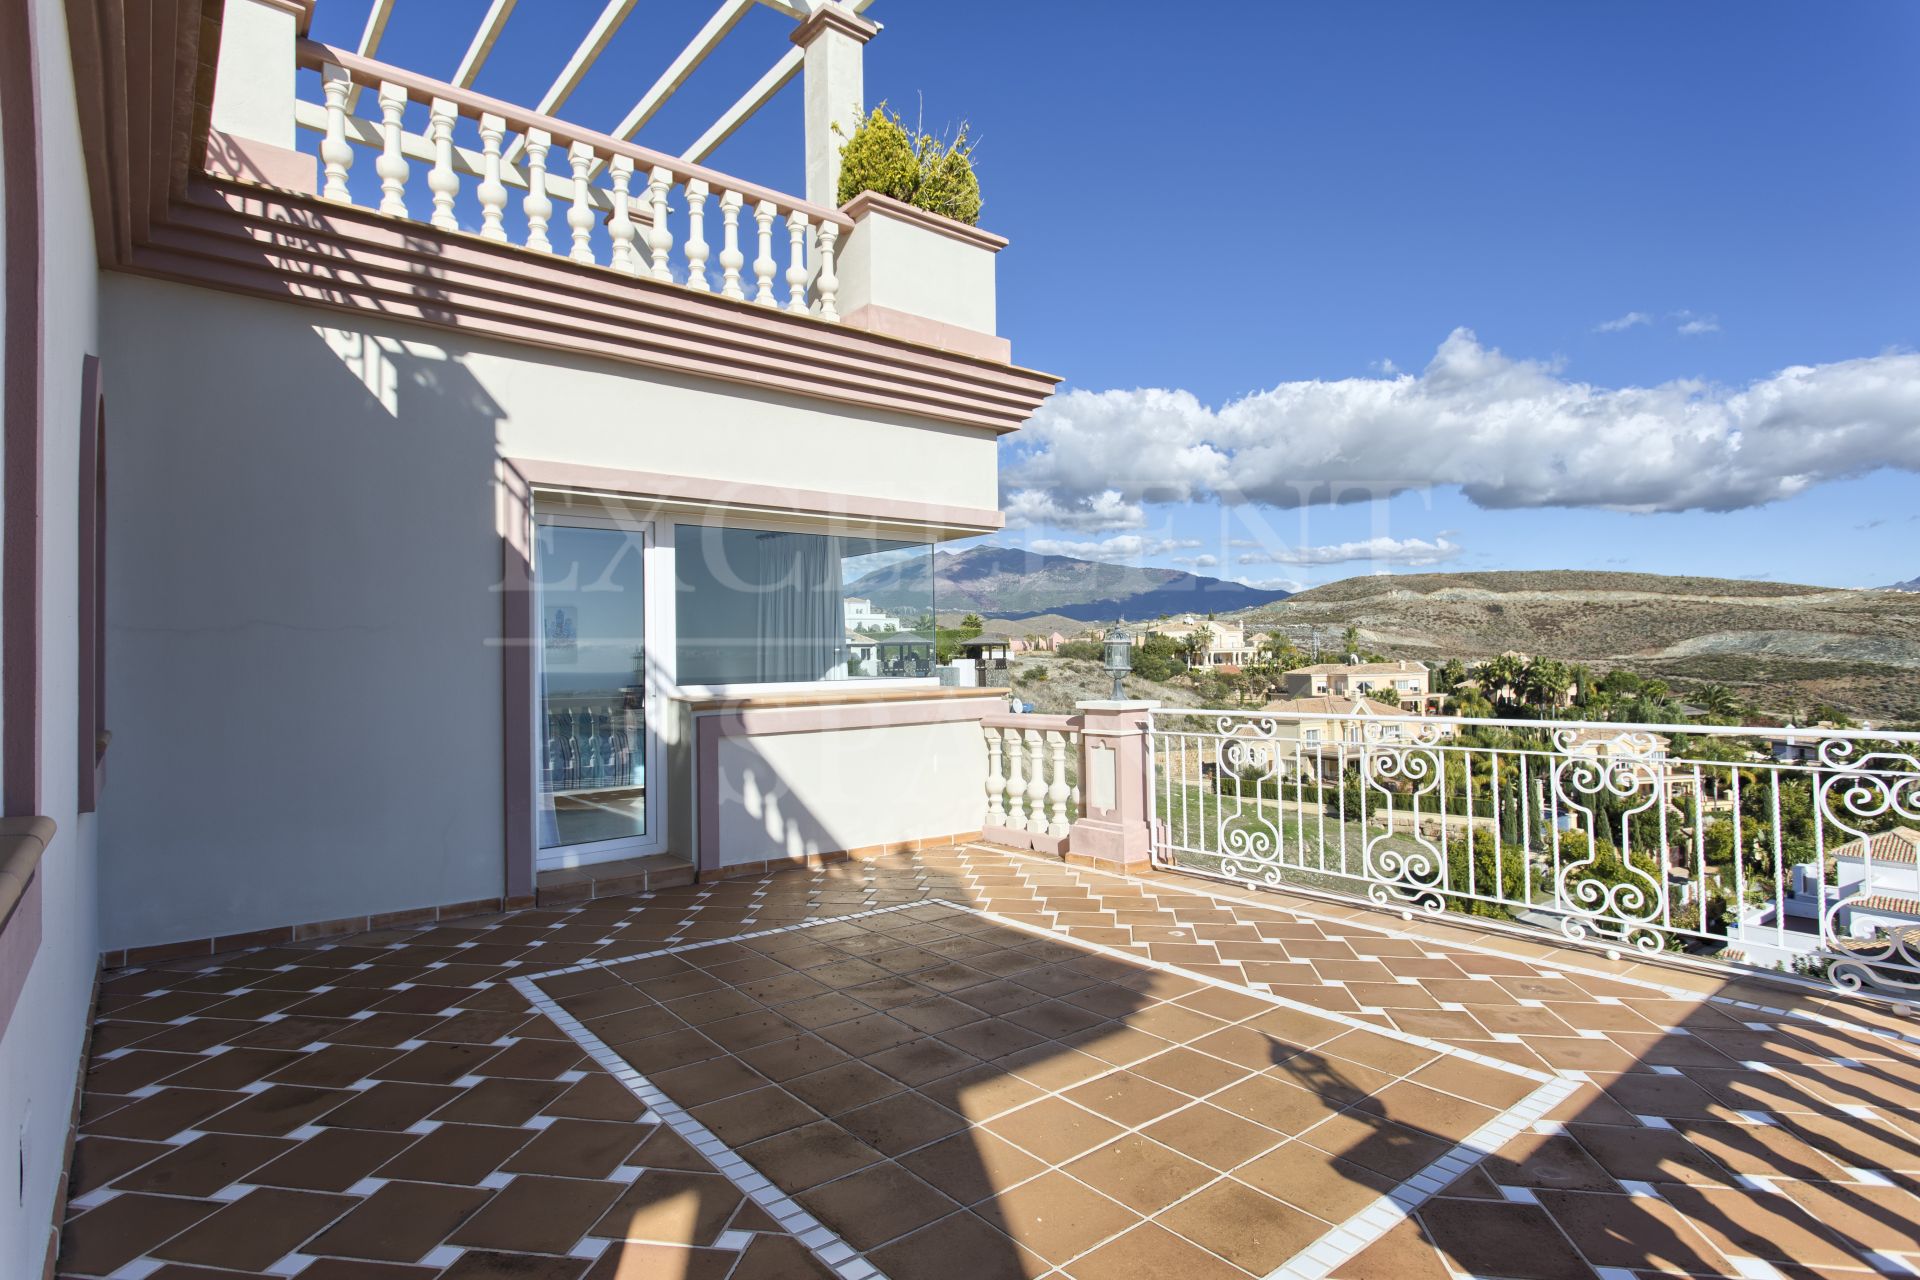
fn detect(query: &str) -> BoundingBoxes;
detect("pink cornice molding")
[790,5,879,49]
[505,457,1005,536]
[841,191,1008,253]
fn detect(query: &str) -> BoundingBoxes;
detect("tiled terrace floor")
[59,845,1920,1280]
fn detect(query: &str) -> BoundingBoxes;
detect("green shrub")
[836,105,918,206]
[836,103,983,225]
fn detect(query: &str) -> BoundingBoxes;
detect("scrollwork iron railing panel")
[1145,707,1920,995]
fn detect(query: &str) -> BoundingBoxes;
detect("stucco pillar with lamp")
[1068,625,1157,873]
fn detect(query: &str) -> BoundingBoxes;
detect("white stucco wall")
[0,0,102,1272]
[837,212,998,338]
[97,277,1002,952]
[715,718,985,866]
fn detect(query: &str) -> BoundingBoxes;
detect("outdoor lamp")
[1104,622,1133,700]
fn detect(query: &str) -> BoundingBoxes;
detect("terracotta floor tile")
[1329,1216,1457,1280]
[373,1122,533,1185]
[1062,1220,1245,1280]
[687,1085,820,1145]
[591,1169,741,1246]
[151,1187,356,1271]
[1062,1070,1192,1128]
[898,1130,1049,1206]
[111,1131,295,1197]
[1156,1177,1325,1274]
[866,1209,1048,1280]
[1660,1183,1863,1267]
[59,1193,220,1276]
[248,1126,418,1192]
[1143,1101,1287,1170]
[82,1087,248,1141]
[432,1076,571,1126]
[1480,1133,1619,1192]
[838,1090,969,1156]
[724,1233,839,1280]
[1235,1139,1395,1219]
[200,1085,351,1137]
[1532,1189,1732,1272]
[503,1118,647,1178]
[315,1081,462,1132]
[266,1260,438,1280]
[441,1250,591,1280]
[738,1119,885,1193]
[543,1074,649,1122]
[1302,1110,1454,1182]
[1417,1198,1597,1280]
[450,1174,623,1253]
[264,1044,408,1088]
[68,1135,170,1195]
[975,1167,1139,1265]
[305,1180,493,1262]
[1565,1123,1735,1186]
[1065,1134,1216,1215]
[582,1241,736,1280]
[984,1096,1126,1165]
[797,1161,960,1250]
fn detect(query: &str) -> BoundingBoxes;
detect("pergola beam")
[453,0,519,88]
[345,0,397,109]
[681,46,801,163]
[503,0,639,162]
[610,0,755,143]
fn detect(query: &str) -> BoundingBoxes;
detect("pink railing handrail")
[295,39,853,230]
[983,712,1081,732]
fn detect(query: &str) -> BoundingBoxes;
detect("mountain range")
[1889,577,1920,592]
[845,546,1292,622]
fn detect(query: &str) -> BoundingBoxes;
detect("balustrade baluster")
[523,129,554,253]
[567,142,597,264]
[814,220,841,321]
[684,180,711,292]
[1004,729,1027,828]
[984,725,1006,827]
[1024,729,1050,836]
[375,81,410,218]
[784,210,811,315]
[427,98,460,231]
[1047,731,1072,837]
[319,64,354,204]
[751,201,778,306]
[607,157,639,275]
[647,166,675,282]
[476,113,508,240]
[718,191,745,300]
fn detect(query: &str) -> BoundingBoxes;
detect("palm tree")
[1697,683,1738,719]
[1179,630,1209,669]
[1477,654,1524,708]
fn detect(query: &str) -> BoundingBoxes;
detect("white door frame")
[532,511,670,870]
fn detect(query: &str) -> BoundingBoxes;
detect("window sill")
[0,816,55,933]
[676,686,1009,713]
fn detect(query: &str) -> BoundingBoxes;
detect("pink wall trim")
[791,3,878,48]
[203,130,319,196]
[2,0,45,817]
[840,304,1011,365]
[498,460,536,902]
[840,191,1009,252]
[507,457,1006,534]
[692,693,1003,874]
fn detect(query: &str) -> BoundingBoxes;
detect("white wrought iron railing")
[290,41,851,319]
[1147,707,1920,995]
[983,714,1080,852]
[542,703,642,795]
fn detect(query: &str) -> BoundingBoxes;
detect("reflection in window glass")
[675,525,935,685]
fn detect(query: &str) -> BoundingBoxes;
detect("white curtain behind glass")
[753,532,845,682]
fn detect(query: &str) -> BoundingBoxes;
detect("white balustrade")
[319,64,353,202]
[523,128,553,253]
[982,719,1082,847]
[427,97,459,231]
[476,113,508,241]
[607,157,639,275]
[567,142,597,264]
[289,44,847,319]
[374,81,409,217]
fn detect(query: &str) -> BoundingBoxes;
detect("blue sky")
[319,1,1920,590]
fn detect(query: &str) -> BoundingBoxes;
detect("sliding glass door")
[534,516,662,868]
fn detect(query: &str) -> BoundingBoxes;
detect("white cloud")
[1171,554,1219,569]
[1231,573,1308,593]
[1025,534,1201,559]
[1676,312,1721,336]
[1595,311,1651,333]
[1001,329,1920,516]
[1236,535,1462,567]
[1002,488,1144,531]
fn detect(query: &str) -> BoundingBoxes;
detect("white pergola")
[353,0,881,167]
